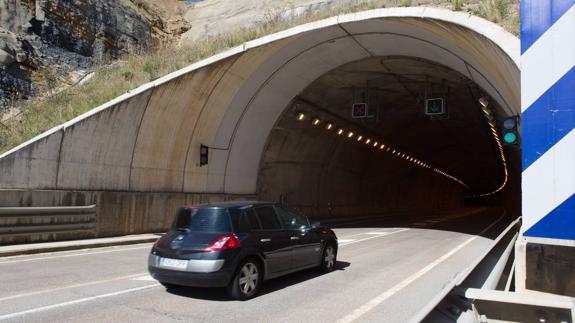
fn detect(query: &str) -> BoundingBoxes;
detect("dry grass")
[0,0,519,154]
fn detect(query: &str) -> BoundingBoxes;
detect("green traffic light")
[503,132,517,144]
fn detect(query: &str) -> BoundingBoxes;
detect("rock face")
[0,0,190,109]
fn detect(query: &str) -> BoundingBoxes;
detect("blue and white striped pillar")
[521,0,575,242]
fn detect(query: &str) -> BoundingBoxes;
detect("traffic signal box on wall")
[502,116,519,145]
[200,144,209,166]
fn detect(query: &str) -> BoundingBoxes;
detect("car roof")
[184,200,276,209]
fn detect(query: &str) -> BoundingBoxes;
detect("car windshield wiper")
[175,227,190,233]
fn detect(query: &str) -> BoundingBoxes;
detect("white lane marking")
[337,230,389,239]
[0,245,152,265]
[522,129,575,232]
[337,239,356,244]
[0,273,147,302]
[339,229,409,247]
[131,274,155,281]
[337,216,503,323]
[365,232,392,235]
[521,5,575,112]
[0,284,160,321]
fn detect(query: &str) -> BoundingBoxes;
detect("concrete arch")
[0,7,519,199]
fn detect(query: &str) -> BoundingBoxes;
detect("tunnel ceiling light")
[295,110,468,189]
[479,97,489,108]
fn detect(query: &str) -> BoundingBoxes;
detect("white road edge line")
[0,245,152,265]
[0,273,147,303]
[0,284,160,321]
[339,229,409,247]
[336,216,503,323]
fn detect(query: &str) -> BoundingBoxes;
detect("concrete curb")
[0,234,161,258]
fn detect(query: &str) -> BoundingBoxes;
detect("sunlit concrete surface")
[0,7,520,240]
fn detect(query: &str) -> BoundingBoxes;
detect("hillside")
[0,0,518,154]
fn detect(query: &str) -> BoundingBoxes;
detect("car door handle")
[260,238,272,243]
[290,236,300,240]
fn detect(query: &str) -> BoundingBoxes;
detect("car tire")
[227,258,262,300]
[319,242,337,272]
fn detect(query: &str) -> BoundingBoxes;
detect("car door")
[252,206,293,275]
[276,206,321,269]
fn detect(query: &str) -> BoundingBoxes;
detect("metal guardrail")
[409,215,522,322]
[0,205,97,244]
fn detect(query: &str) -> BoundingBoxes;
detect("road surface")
[0,207,511,323]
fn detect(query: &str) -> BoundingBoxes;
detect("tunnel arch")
[0,7,519,203]
[206,7,519,195]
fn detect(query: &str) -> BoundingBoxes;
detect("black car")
[148,201,338,300]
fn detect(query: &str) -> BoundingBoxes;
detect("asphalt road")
[0,207,511,323]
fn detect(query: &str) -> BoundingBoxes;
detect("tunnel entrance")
[257,56,520,222]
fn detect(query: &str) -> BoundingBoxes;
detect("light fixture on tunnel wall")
[467,97,511,198]
[292,110,468,189]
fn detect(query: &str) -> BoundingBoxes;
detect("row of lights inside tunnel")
[469,97,510,198]
[295,112,469,189]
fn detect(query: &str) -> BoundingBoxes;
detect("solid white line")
[0,245,152,265]
[0,284,160,321]
[337,217,502,323]
[0,273,147,303]
[337,239,356,244]
[338,230,389,239]
[522,129,575,232]
[521,5,575,112]
[339,229,409,247]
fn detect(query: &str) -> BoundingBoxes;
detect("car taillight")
[204,234,240,252]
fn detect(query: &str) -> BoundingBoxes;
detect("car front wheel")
[228,259,261,300]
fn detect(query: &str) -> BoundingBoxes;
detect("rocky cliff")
[0,0,190,109]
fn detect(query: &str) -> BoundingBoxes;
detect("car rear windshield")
[172,207,232,233]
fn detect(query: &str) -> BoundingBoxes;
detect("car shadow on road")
[164,260,351,301]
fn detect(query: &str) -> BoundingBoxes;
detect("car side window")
[276,206,309,230]
[239,208,261,232]
[254,206,281,230]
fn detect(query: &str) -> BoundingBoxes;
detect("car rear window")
[172,207,232,233]
[254,206,281,230]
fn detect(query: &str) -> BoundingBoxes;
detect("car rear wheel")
[228,259,261,300]
[319,243,337,272]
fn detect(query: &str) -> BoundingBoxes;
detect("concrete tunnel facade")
[0,8,520,241]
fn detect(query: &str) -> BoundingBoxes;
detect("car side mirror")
[311,221,321,229]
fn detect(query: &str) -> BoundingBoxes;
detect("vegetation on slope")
[0,0,518,154]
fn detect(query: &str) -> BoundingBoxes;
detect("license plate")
[160,257,188,270]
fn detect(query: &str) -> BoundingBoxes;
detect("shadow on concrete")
[164,260,351,301]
